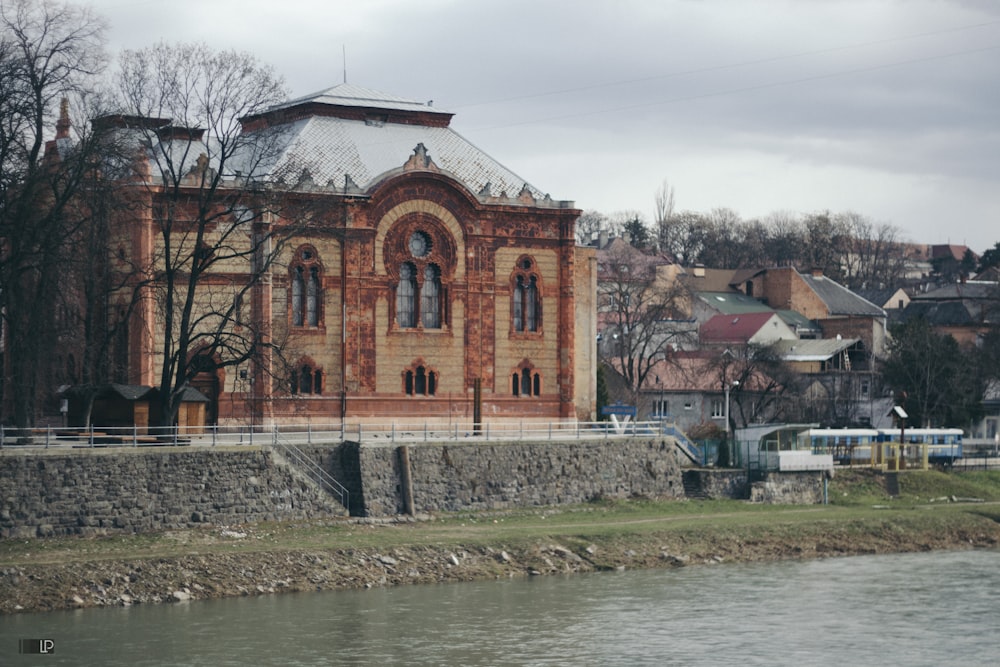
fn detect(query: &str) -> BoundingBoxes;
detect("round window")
[408,231,430,257]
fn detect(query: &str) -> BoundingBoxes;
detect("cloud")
[90,0,1000,250]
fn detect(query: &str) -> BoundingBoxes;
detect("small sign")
[601,403,637,417]
[19,639,55,654]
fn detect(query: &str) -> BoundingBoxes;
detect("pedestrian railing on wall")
[267,436,350,511]
[0,420,678,450]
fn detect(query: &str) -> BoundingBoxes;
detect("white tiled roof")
[260,114,547,201]
[252,84,553,203]
[272,83,448,115]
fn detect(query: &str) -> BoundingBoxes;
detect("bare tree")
[654,179,678,255]
[696,208,744,268]
[0,0,107,429]
[707,343,800,431]
[598,239,695,402]
[762,211,804,267]
[836,212,908,289]
[666,211,709,265]
[574,209,609,245]
[111,42,321,428]
[801,212,849,280]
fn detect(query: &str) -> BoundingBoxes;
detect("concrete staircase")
[682,470,709,499]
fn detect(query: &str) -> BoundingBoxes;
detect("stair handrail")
[658,421,703,465]
[269,435,350,511]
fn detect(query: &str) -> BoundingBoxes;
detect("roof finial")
[342,45,347,84]
[56,97,71,139]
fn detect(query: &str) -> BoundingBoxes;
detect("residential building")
[737,267,888,357]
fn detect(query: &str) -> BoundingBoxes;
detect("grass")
[2,470,998,568]
[829,469,1000,506]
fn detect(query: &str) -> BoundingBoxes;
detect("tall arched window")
[292,267,303,324]
[512,257,541,333]
[524,275,538,331]
[306,266,319,326]
[397,262,417,328]
[290,246,323,328]
[421,264,441,329]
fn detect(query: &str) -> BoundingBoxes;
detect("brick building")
[110,84,596,427]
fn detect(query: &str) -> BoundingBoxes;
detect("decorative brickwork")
[112,85,594,426]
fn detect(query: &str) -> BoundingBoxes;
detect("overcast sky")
[89,0,999,252]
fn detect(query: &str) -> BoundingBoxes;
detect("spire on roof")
[56,98,71,139]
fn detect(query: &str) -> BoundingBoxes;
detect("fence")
[0,420,674,450]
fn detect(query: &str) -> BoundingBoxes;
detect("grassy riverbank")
[3,469,999,615]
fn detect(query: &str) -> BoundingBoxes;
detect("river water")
[3,549,998,666]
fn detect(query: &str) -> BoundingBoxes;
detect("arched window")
[512,257,541,333]
[290,246,323,328]
[397,262,417,328]
[291,362,322,395]
[404,363,437,396]
[511,363,541,397]
[395,258,445,331]
[525,275,538,331]
[390,223,453,332]
[421,264,441,329]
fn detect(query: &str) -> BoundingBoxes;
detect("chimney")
[810,267,824,277]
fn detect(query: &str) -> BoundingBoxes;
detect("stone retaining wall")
[1,437,691,536]
[682,469,832,504]
[683,470,749,499]
[348,437,684,516]
[0,448,348,538]
[750,471,830,504]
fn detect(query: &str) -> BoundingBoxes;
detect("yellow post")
[888,443,900,472]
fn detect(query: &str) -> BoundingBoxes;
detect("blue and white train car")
[797,427,963,466]
[799,428,880,465]
[877,428,963,465]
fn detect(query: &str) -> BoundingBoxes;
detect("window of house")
[652,399,669,418]
[290,246,322,327]
[608,292,631,310]
[403,364,437,396]
[860,379,871,400]
[711,399,724,418]
[511,257,542,333]
[511,364,541,397]
[290,363,322,395]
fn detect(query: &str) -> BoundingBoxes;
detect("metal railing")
[0,419,675,449]
[267,434,350,511]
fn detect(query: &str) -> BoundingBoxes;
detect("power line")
[464,44,1000,133]
[452,19,1000,111]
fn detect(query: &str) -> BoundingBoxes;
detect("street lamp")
[724,380,739,438]
[725,379,739,468]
